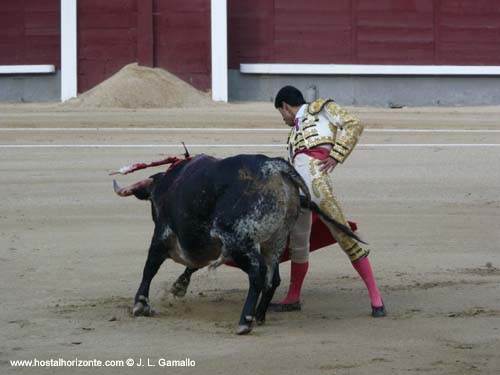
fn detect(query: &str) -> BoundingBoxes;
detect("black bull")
[113,154,361,334]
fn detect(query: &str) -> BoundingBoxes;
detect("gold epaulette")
[307,99,335,115]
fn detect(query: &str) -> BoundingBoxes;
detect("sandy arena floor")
[1,103,499,374]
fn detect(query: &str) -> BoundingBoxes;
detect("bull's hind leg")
[230,242,267,335]
[255,236,288,324]
[255,261,280,325]
[133,234,168,316]
[255,234,287,324]
[170,267,199,297]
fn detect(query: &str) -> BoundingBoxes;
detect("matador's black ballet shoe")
[371,301,386,317]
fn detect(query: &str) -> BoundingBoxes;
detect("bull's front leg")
[170,267,199,297]
[133,235,168,317]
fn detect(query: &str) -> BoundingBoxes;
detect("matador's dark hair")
[274,86,306,109]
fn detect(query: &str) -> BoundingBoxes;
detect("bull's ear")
[133,172,164,200]
[132,186,152,200]
[114,176,156,200]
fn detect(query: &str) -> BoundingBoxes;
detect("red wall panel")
[228,0,275,68]
[78,0,138,92]
[228,0,500,67]
[78,0,211,92]
[356,0,435,64]
[153,0,211,90]
[0,0,60,67]
[437,0,500,64]
[228,0,353,68]
[137,0,154,67]
[274,0,353,63]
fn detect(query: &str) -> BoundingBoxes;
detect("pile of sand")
[65,63,215,109]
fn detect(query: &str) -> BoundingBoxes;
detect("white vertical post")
[211,0,228,102]
[61,0,78,101]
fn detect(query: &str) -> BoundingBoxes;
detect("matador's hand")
[318,157,338,173]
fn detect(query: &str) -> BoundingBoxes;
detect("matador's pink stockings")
[277,257,383,310]
[276,262,309,304]
[352,256,383,307]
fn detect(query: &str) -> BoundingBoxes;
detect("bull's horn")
[113,178,153,197]
[114,179,132,197]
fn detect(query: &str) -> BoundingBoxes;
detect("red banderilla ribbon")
[109,143,191,176]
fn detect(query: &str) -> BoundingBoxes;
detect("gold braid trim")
[308,99,335,115]
[307,136,335,148]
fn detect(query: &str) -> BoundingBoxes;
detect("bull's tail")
[279,161,312,202]
[299,196,366,244]
[273,158,366,244]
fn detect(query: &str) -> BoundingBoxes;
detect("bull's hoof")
[133,303,152,316]
[255,315,266,325]
[236,324,252,335]
[236,316,253,335]
[132,296,153,317]
[170,278,189,298]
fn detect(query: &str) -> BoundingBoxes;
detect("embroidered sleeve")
[325,102,363,163]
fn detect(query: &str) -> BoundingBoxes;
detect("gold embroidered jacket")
[287,99,363,163]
